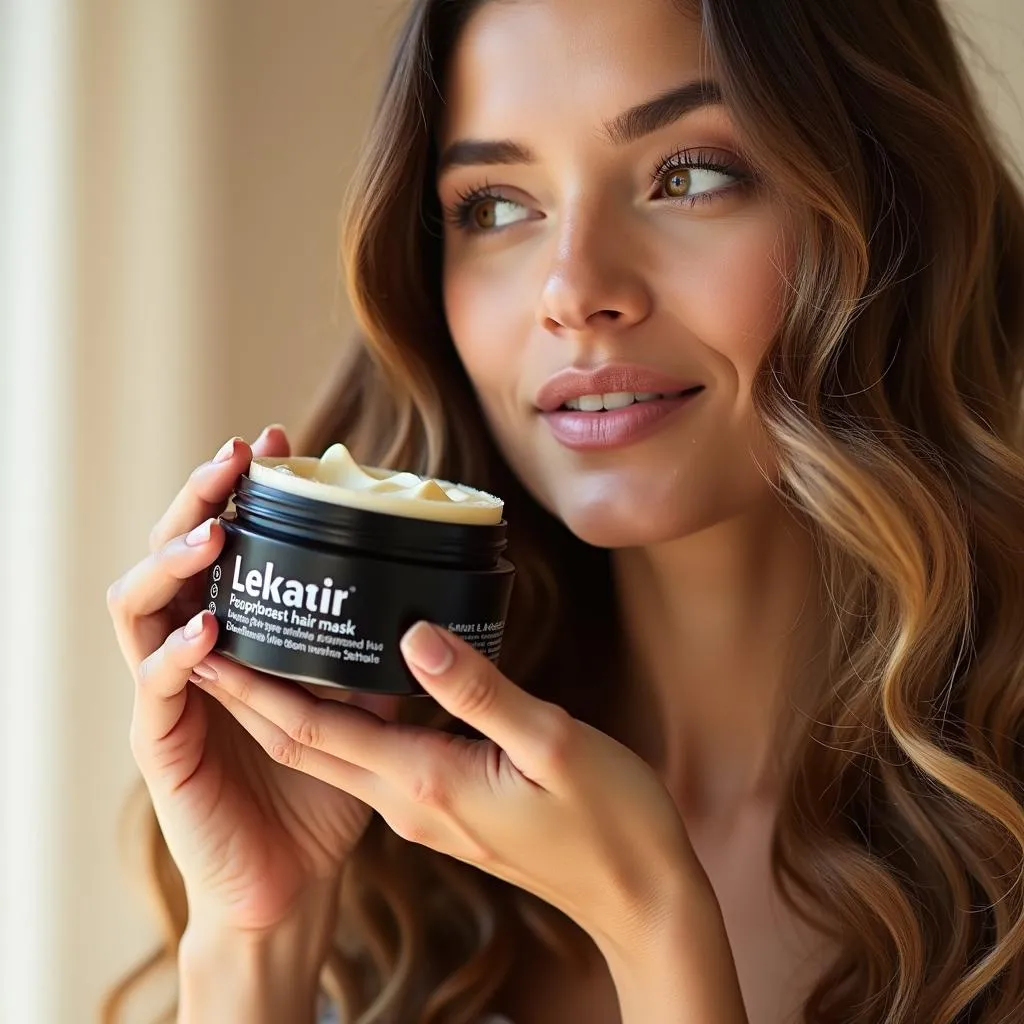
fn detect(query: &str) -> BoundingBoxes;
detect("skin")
[437,0,837,1018]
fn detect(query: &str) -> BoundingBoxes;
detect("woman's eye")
[449,154,746,234]
[658,165,737,202]
[468,196,530,231]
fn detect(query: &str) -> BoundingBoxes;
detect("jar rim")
[230,473,508,570]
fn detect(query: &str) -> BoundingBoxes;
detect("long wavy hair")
[102,0,1024,1021]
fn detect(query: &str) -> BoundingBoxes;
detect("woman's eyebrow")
[437,78,723,175]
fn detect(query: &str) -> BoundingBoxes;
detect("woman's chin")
[556,498,705,550]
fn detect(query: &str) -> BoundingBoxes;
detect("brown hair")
[103,0,1024,1021]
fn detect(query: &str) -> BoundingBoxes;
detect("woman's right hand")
[108,427,398,939]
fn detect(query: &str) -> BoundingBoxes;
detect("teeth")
[601,391,635,410]
[562,390,684,411]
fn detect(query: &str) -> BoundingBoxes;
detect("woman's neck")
[609,496,831,827]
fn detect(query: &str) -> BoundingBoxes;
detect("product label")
[445,621,506,661]
[212,554,385,666]
[206,527,515,694]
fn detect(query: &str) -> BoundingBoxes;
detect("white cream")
[248,443,503,525]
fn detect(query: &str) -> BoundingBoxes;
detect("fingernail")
[257,423,287,441]
[192,660,218,681]
[400,621,453,675]
[185,519,213,547]
[183,611,207,641]
[213,437,241,463]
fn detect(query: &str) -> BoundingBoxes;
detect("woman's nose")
[536,210,653,335]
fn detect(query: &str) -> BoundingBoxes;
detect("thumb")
[399,621,569,779]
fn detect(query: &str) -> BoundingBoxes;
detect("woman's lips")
[540,388,705,451]
[534,364,703,413]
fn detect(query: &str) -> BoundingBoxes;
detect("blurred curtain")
[3,1,219,1020]
[1,2,71,1023]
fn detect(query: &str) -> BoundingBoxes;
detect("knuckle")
[536,705,575,771]
[268,738,304,770]
[391,814,432,848]
[408,766,449,809]
[287,714,323,750]
[232,674,253,705]
[453,668,497,719]
[471,840,497,867]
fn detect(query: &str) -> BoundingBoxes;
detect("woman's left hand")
[191,621,711,954]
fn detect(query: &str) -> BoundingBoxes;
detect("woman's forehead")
[439,0,709,141]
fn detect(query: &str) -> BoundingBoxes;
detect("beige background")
[5,0,1021,1020]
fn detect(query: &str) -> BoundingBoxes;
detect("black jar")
[204,470,515,696]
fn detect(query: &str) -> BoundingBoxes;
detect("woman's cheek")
[654,213,795,393]
[444,260,530,399]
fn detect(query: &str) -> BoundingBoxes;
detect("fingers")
[108,423,290,669]
[194,655,392,770]
[299,682,404,723]
[250,423,291,460]
[112,422,295,785]
[146,435,244,554]
[108,517,225,667]
[118,517,224,619]
[400,622,574,783]
[148,425,290,554]
[190,667,378,801]
[130,610,218,756]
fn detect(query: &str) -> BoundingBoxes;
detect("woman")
[104,0,1024,1021]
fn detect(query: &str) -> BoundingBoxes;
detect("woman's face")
[438,0,796,548]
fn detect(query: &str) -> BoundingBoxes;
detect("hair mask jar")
[204,444,515,696]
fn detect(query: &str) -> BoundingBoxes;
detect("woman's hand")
[186,620,715,956]
[107,427,399,942]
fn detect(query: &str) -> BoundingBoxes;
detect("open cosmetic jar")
[204,444,515,695]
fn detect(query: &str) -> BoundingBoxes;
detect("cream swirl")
[248,443,503,525]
